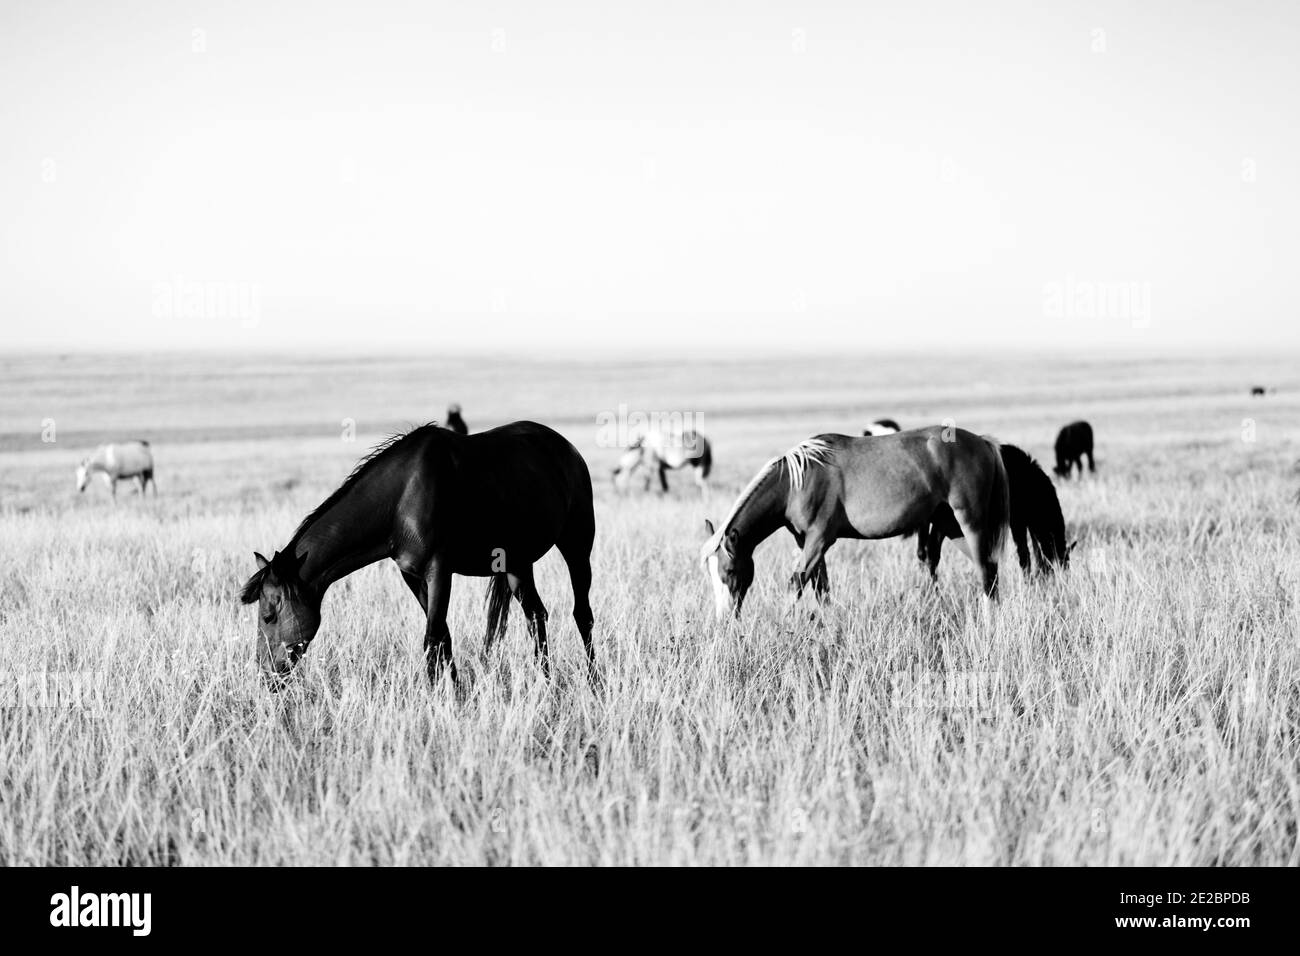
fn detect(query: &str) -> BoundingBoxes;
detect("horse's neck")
[292,469,402,594]
[728,467,789,554]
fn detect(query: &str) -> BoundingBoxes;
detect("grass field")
[2,350,1298,865]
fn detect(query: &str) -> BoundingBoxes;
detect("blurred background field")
[1,350,1298,865]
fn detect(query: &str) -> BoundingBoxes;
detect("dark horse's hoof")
[426,661,458,688]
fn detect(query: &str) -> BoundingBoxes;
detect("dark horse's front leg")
[423,557,456,686]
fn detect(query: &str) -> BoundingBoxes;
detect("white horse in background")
[77,441,156,501]
[862,418,901,437]
[612,427,712,495]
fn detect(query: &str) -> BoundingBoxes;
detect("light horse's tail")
[484,573,512,650]
[984,436,1012,567]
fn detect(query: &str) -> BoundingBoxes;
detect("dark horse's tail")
[696,439,713,479]
[999,443,1068,573]
[484,573,512,650]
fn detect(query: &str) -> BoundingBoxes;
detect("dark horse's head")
[1000,444,1071,573]
[240,550,321,687]
[700,519,753,619]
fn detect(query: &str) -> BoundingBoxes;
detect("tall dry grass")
[1,352,1298,864]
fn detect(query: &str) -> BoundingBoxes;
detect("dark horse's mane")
[239,422,443,603]
[999,443,1067,570]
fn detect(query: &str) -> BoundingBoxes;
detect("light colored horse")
[77,441,156,501]
[699,427,1010,619]
[612,428,712,494]
[862,418,901,436]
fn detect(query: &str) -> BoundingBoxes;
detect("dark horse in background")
[241,421,595,687]
[1054,420,1094,478]
[699,427,1010,618]
[917,443,1069,578]
[444,403,468,435]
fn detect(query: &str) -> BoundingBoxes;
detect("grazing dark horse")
[1054,420,1094,478]
[916,443,1069,578]
[445,403,468,435]
[862,418,901,436]
[240,421,595,687]
[1250,386,1268,397]
[699,427,1009,618]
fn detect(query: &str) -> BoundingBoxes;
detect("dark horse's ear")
[254,552,270,570]
[704,519,715,536]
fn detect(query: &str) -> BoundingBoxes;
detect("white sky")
[2,0,1297,353]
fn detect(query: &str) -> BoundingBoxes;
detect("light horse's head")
[700,519,753,619]
[240,550,322,687]
[75,459,90,492]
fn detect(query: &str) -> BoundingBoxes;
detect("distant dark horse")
[241,421,595,687]
[1054,420,1094,478]
[445,403,468,435]
[862,418,901,436]
[1250,386,1268,397]
[916,444,1069,578]
[699,427,1009,618]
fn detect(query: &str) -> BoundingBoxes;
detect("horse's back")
[1056,420,1092,452]
[468,420,587,477]
[101,440,153,476]
[826,426,1003,532]
[461,421,592,519]
[647,428,708,469]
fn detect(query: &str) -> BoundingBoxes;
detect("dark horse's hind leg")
[560,549,595,674]
[507,567,550,674]
[558,512,597,678]
[917,523,946,581]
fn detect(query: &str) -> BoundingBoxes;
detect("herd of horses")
[74,405,1096,689]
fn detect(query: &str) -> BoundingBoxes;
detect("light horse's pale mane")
[699,437,834,564]
[780,438,833,491]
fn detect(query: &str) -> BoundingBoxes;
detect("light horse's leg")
[422,557,456,685]
[918,522,946,582]
[949,510,1000,612]
[790,530,832,605]
[507,565,550,674]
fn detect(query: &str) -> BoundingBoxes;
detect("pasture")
[1,350,1298,865]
